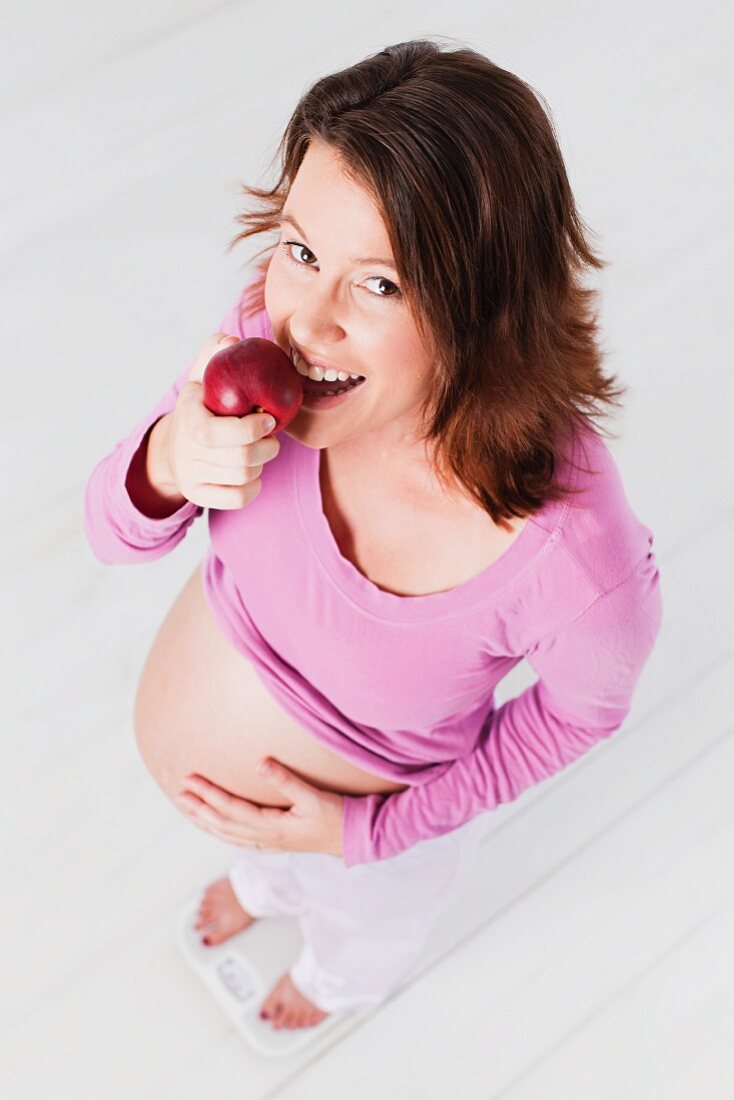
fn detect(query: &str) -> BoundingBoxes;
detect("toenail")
[202,937,210,945]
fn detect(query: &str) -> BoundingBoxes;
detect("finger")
[182,776,263,825]
[176,481,264,512]
[179,384,269,449]
[194,801,287,851]
[175,792,225,823]
[202,438,280,468]
[183,812,245,845]
[193,462,263,488]
[258,760,321,808]
[197,409,276,451]
[179,798,247,841]
[188,333,240,385]
[182,806,271,849]
[181,775,237,806]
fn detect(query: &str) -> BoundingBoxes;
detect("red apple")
[202,337,303,430]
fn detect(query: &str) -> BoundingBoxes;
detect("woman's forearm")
[125,414,188,519]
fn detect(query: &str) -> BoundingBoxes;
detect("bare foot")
[194,876,329,1030]
[194,875,257,945]
[260,971,330,1030]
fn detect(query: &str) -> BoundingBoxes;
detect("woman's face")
[266,138,435,462]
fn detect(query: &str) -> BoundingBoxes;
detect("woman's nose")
[290,283,346,345]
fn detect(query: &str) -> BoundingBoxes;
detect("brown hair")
[225,37,626,527]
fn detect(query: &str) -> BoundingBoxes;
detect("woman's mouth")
[289,344,366,410]
[300,375,366,410]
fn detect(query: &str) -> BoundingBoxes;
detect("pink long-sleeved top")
[84,282,664,868]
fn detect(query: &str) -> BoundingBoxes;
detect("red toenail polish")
[202,937,210,945]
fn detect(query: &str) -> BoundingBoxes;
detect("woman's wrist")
[126,415,188,518]
[147,415,181,496]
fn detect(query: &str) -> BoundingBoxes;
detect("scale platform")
[174,893,375,1058]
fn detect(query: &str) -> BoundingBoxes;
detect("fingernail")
[263,416,276,433]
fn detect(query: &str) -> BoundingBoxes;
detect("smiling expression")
[265,138,437,463]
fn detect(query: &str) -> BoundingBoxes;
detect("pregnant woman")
[84,40,663,1033]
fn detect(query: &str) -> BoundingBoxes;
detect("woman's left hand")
[174,757,344,858]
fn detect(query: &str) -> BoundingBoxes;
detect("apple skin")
[202,337,303,430]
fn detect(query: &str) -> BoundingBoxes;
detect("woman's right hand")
[166,334,280,510]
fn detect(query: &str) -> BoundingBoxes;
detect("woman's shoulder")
[494,422,660,654]
[555,421,657,596]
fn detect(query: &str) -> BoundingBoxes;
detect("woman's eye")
[284,241,316,266]
[365,276,401,299]
[280,240,401,299]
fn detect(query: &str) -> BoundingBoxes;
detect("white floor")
[2,2,732,1097]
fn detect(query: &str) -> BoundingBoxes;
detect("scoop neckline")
[292,438,575,623]
[262,306,575,622]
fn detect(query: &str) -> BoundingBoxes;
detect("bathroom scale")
[174,893,375,1058]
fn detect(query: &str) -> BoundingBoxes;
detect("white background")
[1,1,732,1097]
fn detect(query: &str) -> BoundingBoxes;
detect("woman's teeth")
[290,347,364,387]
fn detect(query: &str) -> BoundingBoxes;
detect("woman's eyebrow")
[277,211,397,270]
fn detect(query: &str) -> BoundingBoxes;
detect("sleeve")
[340,549,664,867]
[83,292,248,565]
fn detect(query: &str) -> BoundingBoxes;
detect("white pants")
[226,813,487,1014]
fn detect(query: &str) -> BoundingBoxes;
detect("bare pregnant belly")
[133,561,409,812]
